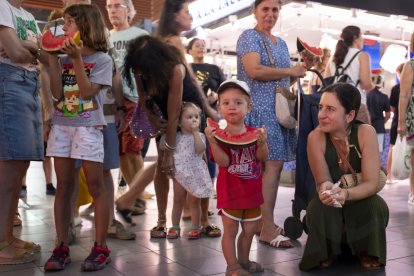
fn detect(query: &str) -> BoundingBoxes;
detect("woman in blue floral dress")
[236,0,306,248]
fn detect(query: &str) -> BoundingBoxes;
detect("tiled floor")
[4,160,414,276]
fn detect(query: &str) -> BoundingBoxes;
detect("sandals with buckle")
[188,228,202,240]
[225,263,251,276]
[150,226,167,239]
[0,241,34,265]
[202,225,221,237]
[240,261,264,273]
[166,228,180,239]
[10,238,41,253]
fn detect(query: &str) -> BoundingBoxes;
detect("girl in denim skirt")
[0,0,49,265]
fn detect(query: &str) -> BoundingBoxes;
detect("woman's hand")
[290,64,307,78]
[161,151,175,178]
[318,181,336,205]
[398,122,407,137]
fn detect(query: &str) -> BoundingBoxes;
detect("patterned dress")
[405,59,414,146]
[173,132,213,198]
[237,29,296,161]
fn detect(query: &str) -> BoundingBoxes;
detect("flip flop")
[259,234,292,248]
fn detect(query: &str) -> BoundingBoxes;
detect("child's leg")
[54,157,76,245]
[83,160,108,246]
[171,180,187,227]
[237,220,258,264]
[221,214,239,266]
[188,194,201,228]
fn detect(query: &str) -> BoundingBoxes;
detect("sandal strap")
[269,234,290,247]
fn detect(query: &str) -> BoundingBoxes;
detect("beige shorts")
[47,125,104,163]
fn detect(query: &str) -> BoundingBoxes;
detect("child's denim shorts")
[0,63,44,161]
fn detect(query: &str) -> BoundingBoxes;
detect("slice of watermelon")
[207,118,257,148]
[41,30,80,54]
[297,37,323,57]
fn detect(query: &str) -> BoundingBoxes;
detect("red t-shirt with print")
[210,126,264,209]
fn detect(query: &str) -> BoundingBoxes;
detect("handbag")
[275,85,297,129]
[330,135,386,193]
[259,32,297,129]
[129,74,164,139]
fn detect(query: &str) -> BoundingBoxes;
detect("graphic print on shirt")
[15,16,38,42]
[55,63,98,118]
[228,145,261,180]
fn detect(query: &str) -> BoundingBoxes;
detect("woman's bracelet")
[344,189,350,201]
[164,141,176,152]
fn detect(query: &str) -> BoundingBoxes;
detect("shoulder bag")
[330,136,386,193]
[259,32,297,129]
[129,74,164,139]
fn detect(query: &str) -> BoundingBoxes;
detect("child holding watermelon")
[165,102,213,239]
[44,4,112,272]
[205,80,269,275]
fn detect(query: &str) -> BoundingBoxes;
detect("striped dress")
[299,122,389,270]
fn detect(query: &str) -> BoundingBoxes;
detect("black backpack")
[324,50,361,87]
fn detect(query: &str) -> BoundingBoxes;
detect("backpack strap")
[334,50,361,85]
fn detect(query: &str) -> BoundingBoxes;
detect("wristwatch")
[116,105,127,113]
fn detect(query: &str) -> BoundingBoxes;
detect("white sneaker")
[408,193,414,206]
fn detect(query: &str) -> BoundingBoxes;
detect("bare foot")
[359,252,381,270]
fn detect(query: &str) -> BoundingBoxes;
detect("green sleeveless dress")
[299,122,389,271]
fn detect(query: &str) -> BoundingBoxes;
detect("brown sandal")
[0,241,34,265]
[359,252,382,270]
[13,212,22,227]
[225,263,251,276]
[10,239,41,253]
[240,261,264,273]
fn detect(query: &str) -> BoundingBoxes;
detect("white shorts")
[47,125,104,163]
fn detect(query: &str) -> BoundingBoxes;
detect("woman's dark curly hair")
[123,35,185,97]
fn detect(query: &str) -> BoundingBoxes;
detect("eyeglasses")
[105,3,127,10]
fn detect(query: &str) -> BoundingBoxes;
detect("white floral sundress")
[173,132,213,198]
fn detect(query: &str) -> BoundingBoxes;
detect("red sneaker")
[81,242,111,271]
[44,242,71,271]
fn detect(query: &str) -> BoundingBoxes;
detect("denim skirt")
[0,63,44,161]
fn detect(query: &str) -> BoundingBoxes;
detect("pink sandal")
[166,228,180,239]
[188,228,202,240]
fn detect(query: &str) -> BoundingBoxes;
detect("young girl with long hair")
[44,4,113,272]
[166,102,213,239]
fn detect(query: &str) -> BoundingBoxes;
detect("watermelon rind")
[41,31,80,54]
[297,37,323,57]
[206,118,257,148]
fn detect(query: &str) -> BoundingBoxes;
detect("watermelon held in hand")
[41,30,80,54]
[207,118,257,148]
[297,37,322,57]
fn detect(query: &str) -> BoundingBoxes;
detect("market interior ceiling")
[192,0,414,56]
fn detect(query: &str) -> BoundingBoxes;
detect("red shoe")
[81,242,111,271]
[44,242,71,271]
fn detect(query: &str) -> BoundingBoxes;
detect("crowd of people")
[0,0,412,274]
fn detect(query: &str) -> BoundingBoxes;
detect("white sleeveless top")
[328,48,366,104]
